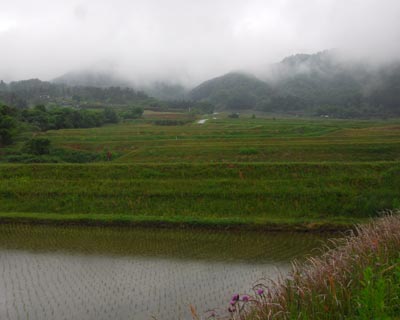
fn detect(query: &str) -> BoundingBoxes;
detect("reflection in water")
[0,225,333,320]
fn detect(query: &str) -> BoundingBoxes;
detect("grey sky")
[1,0,400,85]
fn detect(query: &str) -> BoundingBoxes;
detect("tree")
[103,107,119,123]
[23,138,51,155]
[0,104,17,146]
[121,106,144,119]
[20,105,51,131]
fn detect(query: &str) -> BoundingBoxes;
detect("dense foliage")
[0,104,18,146]
[190,73,271,111]
[0,79,216,115]
[120,106,144,119]
[20,105,119,131]
[0,102,121,163]
[0,79,149,108]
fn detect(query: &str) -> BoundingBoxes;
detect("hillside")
[190,51,400,118]
[53,70,131,88]
[190,72,272,110]
[0,78,150,108]
[139,82,188,101]
[53,71,188,101]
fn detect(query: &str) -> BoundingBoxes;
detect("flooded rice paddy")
[0,225,333,320]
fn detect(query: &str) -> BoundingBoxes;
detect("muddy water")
[0,225,334,320]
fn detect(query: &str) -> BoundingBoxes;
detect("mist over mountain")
[53,70,189,101]
[53,70,131,88]
[1,49,400,118]
[189,50,400,117]
[190,72,271,110]
[140,82,188,101]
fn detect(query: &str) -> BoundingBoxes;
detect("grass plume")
[220,212,400,319]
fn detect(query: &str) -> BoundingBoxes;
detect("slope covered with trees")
[190,50,400,118]
[190,72,272,110]
[0,79,149,108]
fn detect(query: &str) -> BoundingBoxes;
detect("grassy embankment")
[0,114,399,229]
[220,213,400,319]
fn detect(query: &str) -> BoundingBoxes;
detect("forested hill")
[190,72,272,110]
[0,78,149,108]
[190,51,400,118]
[54,70,189,101]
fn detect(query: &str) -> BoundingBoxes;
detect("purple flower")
[242,295,250,302]
[257,288,264,295]
[232,293,240,301]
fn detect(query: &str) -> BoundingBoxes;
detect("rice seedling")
[0,224,329,320]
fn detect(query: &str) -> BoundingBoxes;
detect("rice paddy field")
[0,113,399,226]
[0,224,331,320]
[41,114,400,163]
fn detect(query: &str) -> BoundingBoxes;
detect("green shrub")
[23,138,51,155]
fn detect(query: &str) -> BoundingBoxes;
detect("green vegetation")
[0,110,399,227]
[36,115,400,164]
[0,104,18,146]
[0,78,149,108]
[222,214,400,320]
[0,102,122,162]
[20,104,119,131]
[0,78,216,114]
[119,106,144,120]
[0,161,397,228]
[23,137,51,155]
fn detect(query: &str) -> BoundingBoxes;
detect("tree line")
[0,103,145,147]
[0,79,149,108]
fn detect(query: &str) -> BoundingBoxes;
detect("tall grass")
[220,213,400,319]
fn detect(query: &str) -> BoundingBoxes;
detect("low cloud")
[1,0,400,85]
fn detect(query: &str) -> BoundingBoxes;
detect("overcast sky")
[1,0,400,85]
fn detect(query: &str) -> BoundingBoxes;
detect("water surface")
[0,224,333,320]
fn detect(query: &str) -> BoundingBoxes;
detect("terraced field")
[42,116,400,163]
[0,113,399,227]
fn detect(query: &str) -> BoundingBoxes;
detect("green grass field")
[1,113,399,229]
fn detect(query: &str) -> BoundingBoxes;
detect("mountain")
[267,51,366,102]
[190,50,400,118]
[53,70,188,101]
[267,50,400,117]
[190,72,272,110]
